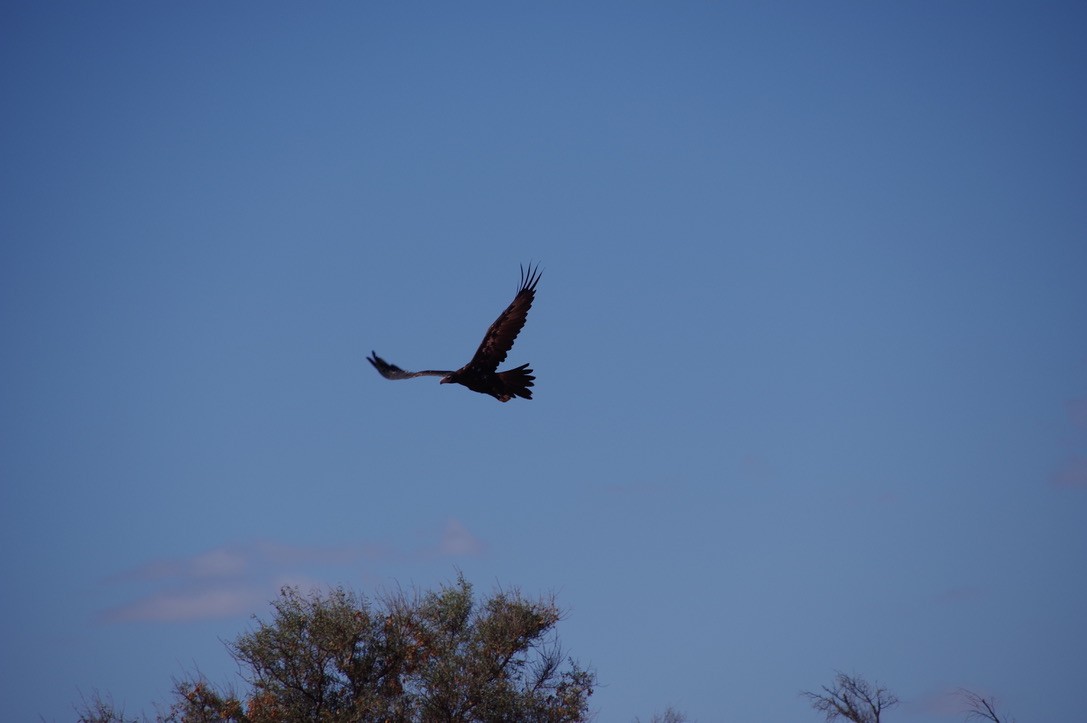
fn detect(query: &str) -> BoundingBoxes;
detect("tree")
[801,672,899,723]
[634,706,689,723]
[958,688,1015,723]
[78,574,594,723]
[76,690,140,723]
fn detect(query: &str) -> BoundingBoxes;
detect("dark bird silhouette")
[368,264,541,402]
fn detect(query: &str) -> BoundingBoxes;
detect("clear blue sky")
[2,3,1085,722]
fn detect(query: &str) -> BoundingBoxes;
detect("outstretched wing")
[367,352,452,380]
[464,263,541,374]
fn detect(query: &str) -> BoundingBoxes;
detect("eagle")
[367,264,541,402]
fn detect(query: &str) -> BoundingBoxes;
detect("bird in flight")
[367,263,541,402]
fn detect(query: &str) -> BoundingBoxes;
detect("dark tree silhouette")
[634,706,689,723]
[802,672,899,723]
[958,688,1015,723]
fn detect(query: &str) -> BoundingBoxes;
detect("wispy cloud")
[108,547,250,583]
[905,685,1006,720]
[435,518,486,557]
[1053,457,1087,489]
[903,687,967,717]
[100,584,264,623]
[1049,397,1087,489]
[99,519,485,624]
[1066,397,1087,430]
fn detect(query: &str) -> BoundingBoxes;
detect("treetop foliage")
[80,574,594,723]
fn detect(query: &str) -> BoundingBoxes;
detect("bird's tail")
[497,363,535,401]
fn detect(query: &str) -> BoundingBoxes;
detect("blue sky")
[2,3,1086,722]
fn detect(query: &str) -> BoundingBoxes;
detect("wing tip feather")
[519,261,542,294]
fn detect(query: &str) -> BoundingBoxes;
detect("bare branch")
[958,688,1015,723]
[801,673,899,723]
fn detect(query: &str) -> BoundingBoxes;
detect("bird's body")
[368,264,541,402]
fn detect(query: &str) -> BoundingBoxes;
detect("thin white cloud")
[436,518,486,557]
[1053,457,1087,488]
[100,585,263,623]
[107,545,250,582]
[903,687,965,716]
[1052,397,1087,489]
[253,539,397,567]
[100,520,488,624]
[1066,397,1087,430]
[905,685,1006,719]
[189,548,249,577]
